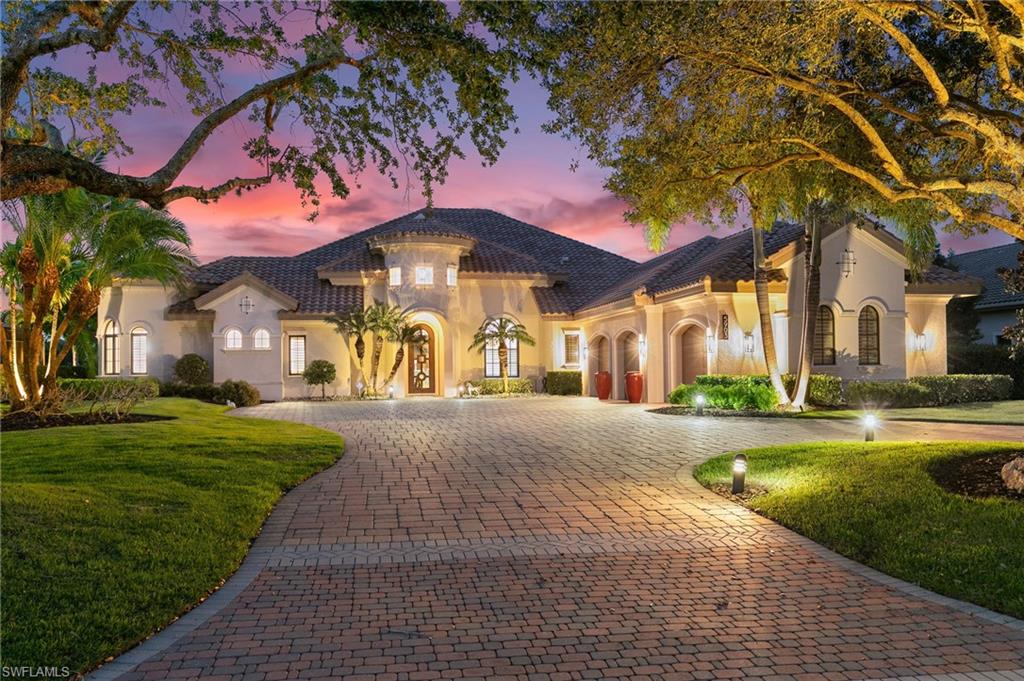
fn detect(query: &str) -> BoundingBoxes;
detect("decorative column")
[643,303,665,404]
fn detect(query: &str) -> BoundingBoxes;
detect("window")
[224,328,243,350]
[388,266,401,287]
[563,331,580,366]
[289,335,306,375]
[484,319,519,378]
[130,327,148,374]
[812,306,835,366]
[253,328,271,349]
[858,305,880,365]
[415,266,433,285]
[102,320,120,375]
[446,264,458,287]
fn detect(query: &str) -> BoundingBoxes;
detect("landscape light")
[458,384,465,398]
[356,380,364,397]
[863,413,878,442]
[694,393,706,417]
[732,454,747,494]
[388,385,395,399]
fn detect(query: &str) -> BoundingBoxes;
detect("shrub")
[159,382,224,402]
[909,374,1013,405]
[692,373,843,407]
[302,360,337,399]
[220,380,261,407]
[173,353,211,385]
[845,380,932,408]
[669,382,778,411]
[546,370,582,396]
[56,364,89,379]
[57,377,159,401]
[469,378,535,395]
[57,378,159,420]
[949,343,1024,399]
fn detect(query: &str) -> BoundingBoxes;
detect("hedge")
[669,381,778,411]
[948,343,1024,399]
[546,370,582,396]
[693,373,843,407]
[469,378,535,395]
[159,382,224,402]
[844,380,932,408]
[58,377,160,400]
[845,374,1013,408]
[220,380,261,407]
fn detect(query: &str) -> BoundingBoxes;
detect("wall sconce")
[743,332,755,354]
[638,335,647,361]
[912,333,928,352]
[706,329,716,354]
[239,295,255,315]
[837,248,857,278]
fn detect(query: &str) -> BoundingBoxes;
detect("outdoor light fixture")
[743,332,755,354]
[388,385,395,399]
[356,380,364,396]
[706,329,716,354]
[863,413,878,442]
[695,393,706,417]
[638,336,647,361]
[732,453,747,494]
[457,384,465,398]
[239,295,255,315]
[912,333,927,352]
[837,248,857,277]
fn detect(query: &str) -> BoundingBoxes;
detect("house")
[948,242,1024,345]
[97,208,979,402]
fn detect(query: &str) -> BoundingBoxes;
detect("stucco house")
[97,208,979,402]
[949,242,1024,345]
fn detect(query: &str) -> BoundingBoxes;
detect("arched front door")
[407,324,436,394]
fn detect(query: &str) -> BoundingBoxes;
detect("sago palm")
[468,318,536,393]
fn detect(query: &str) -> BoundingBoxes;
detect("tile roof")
[949,243,1024,310]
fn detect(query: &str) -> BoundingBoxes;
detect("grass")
[1,398,343,674]
[796,400,1024,425]
[694,441,1024,619]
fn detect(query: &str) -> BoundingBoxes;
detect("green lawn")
[796,400,1024,425]
[695,441,1024,619]
[1,398,343,674]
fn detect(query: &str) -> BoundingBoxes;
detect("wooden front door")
[407,324,436,394]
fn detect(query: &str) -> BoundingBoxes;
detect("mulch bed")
[929,450,1024,502]
[1,412,175,431]
[649,406,788,418]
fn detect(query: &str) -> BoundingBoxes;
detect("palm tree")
[468,318,536,393]
[326,308,370,388]
[1,189,193,411]
[380,321,420,390]
[365,301,405,393]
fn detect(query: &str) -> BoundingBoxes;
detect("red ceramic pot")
[625,371,644,403]
[594,370,612,400]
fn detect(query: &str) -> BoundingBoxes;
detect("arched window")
[103,320,120,375]
[858,305,881,365]
[253,328,271,349]
[224,328,243,350]
[484,318,520,378]
[130,327,148,374]
[812,306,835,366]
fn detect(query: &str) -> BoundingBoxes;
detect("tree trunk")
[354,334,366,386]
[0,321,26,410]
[753,227,792,408]
[790,210,822,409]
[370,334,384,393]
[321,382,326,399]
[382,346,406,388]
[499,342,509,393]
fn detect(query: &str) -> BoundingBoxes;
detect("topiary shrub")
[174,353,211,385]
[669,382,778,411]
[470,378,534,395]
[845,380,931,408]
[302,359,337,399]
[219,380,261,407]
[546,370,582,396]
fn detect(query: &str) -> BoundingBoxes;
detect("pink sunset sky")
[16,6,1015,264]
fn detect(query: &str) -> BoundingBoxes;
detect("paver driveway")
[97,398,1024,681]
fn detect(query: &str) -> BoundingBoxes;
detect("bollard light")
[458,384,465,398]
[863,413,878,442]
[732,454,747,494]
[356,380,364,397]
[694,393,706,417]
[388,385,395,399]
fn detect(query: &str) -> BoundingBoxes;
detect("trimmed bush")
[546,370,582,396]
[845,380,931,408]
[159,382,224,402]
[220,380,261,407]
[692,373,843,407]
[57,377,159,401]
[909,374,1013,405]
[669,382,778,411]
[949,343,1024,399]
[470,378,535,395]
[173,353,211,385]
[302,360,337,399]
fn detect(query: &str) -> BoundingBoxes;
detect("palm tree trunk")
[0,319,26,409]
[354,334,366,385]
[370,334,384,393]
[790,212,822,409]
[753,227,792,408]
[382,346,406,388]
[499,342,509,393]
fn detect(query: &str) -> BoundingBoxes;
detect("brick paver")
[92,398,1024,681]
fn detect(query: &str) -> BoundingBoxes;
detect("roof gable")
[194,271,299,311]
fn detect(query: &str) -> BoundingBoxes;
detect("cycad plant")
[1,189,193,412]
[468,318,536,393]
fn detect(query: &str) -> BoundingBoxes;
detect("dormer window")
[415,266,433,286]
[446,264,458,287]
[389,266,401,287]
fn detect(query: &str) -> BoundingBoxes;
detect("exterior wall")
[905,295,952,377]
[281,320,351,399]
[97,282,212,381]
[977,309,1017,344]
